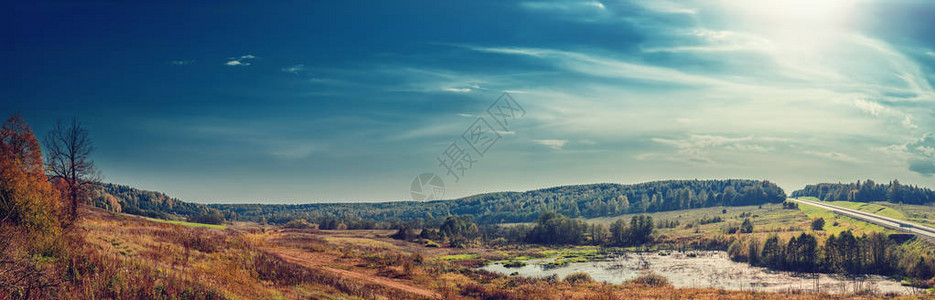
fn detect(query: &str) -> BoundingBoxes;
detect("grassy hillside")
[798,196,935,227]
[794,200,891,235]
[6,205,912,299]
[589,202,892,242]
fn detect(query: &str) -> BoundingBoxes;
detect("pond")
[480,251,912,295]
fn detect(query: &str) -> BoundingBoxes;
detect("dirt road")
[264,247,439,299]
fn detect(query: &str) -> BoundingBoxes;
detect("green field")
[800,197,935,227]
[874,202,935,227]
[436,253,479,261]
[144,217,227,229]
[590,204,794,241]
[587,202,889,241]
[793,201,889,235]
[798,197,907,220]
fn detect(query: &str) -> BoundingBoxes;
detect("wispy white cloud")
[854,99,885,116]
[225,54,257,66]
[642,29,773,53]
[521,1,607,12]
[469,46,728,87]
[644,135,776,164]
[586,1,605,10]
[519,1,611,22]
[803,151,862,163]
[269,143,320,159]
[171,60,194,65]
[533,139,568,150]
[282,64,305,74]
[903,115,918,130]
[308,78,345,85]
[443,87,472,93]
[631,0,696,14]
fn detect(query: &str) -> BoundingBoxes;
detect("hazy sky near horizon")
[3,0,935,203]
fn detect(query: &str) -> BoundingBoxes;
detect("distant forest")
[791,179,935,205]
[91,183,223,220]
[210,179,786,225]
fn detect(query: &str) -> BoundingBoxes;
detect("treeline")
[729,231,935,281]
[392,211,656,248]
[394,215,481,248]
[90,183,227,222]
[792,179,935,205]
[481,212,654,246]
[213,179,785,225]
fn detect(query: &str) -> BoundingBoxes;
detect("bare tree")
[43,118,100,224]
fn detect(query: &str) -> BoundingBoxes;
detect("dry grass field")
[8,205,917,299]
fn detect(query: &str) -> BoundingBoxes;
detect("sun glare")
[726,0,859,35]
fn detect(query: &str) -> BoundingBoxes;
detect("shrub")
[564,272,594,284]
[503,261,526,268]
[181,230,219,253]
[459,282,487,297]
[699,216,723,225]
[390,226,417,241]
[186,213,225,225]
[723,223,740,234]
[410,252,424,264]
[283,219,317,229]
[627,273,670,287]
[810,217,825,230]
[740,218,754,233]
[727,239,746,262]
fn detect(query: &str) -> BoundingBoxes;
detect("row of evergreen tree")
[791,179,935,205]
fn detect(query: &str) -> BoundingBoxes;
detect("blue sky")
[3,0,935,203]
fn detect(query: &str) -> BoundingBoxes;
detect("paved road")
[789,198,935,241]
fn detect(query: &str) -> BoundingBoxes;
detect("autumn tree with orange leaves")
[0,114,65,298]
[0,113,62,233]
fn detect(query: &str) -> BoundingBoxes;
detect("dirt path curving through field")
[264,247,439,299]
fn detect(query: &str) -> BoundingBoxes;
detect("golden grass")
[9,206,921,299]
[321,236,398,249]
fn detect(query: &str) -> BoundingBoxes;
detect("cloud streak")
[225,54,256,66]
[533,139,568,150]
[282,64,305,73]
